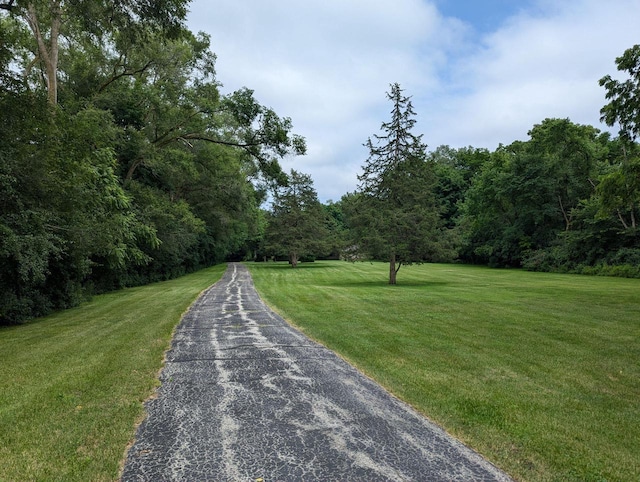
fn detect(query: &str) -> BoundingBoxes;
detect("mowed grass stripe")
[0,264,226,482]
[247,261,640,482]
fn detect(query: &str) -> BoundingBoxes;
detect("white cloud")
[428,0,640,148]
[188,0,640,201]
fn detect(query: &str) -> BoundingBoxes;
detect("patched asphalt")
[121,263,513,481]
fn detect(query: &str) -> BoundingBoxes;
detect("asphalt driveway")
[121,263,512,481]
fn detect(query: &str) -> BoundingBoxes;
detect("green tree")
[596,156,640,230]
[77,29,305,282]
[0,2,308,320]
[526,118,604,231]
[431,145,490,228]
[459,120,605,267]
[458,146,523,266]
[322,199,349,259]
[599,45,640,230]
[600,44,640,145]
[0,92,156,323]
[351,83,446,284]
[264,170,329,268]
[1,0,187,105]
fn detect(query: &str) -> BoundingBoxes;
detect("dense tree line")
[332,47,640,280]
[2,0,638,324]
[0,1,305,323]
[337,115,639,278]
[439,119,640,274]
[434,45,640,274]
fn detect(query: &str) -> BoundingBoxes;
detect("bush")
[523,246,640,278]
[522,246,573,273]
[580,263,640,278]
[606,247,640,266]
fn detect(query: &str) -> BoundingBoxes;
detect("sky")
[187,0,640,202]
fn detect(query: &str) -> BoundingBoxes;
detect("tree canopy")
[599,44,640,230]
[0,1,307,323]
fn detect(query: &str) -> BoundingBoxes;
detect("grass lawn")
[247,261,640,482]
[0,264,226,482]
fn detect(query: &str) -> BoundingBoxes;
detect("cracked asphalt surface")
[121,263,513,481]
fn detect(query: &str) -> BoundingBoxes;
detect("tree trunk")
[290,252,298,268]
[558,195,571,231]
[389,252,397,285]
[617,209,629,230]
[24,0,62,106]
[125,158,144,184]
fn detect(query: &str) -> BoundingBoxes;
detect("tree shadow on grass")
[249,262,332,270]
[0,323,23,331]
[327,280,450,289]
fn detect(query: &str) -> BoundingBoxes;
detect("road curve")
[121,263,512,481]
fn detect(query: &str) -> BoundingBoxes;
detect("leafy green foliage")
[600,44,640,143]
[0,3,306,323]
[458,119,618,268]
[321,200,350,259]
[431,145,490,229]
[596,154,640,230]
[0,91,155,323]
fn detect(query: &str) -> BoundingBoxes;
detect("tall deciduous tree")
[351,83,445,284]
[264,170,329,268]
[600,44,640,145]
[3,0,188,105]
[599,45,640,230]
[525,118,604,232]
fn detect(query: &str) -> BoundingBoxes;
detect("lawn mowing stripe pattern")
[121,263,512,481]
